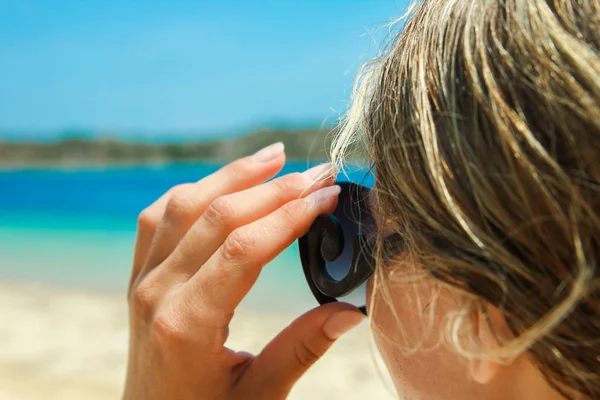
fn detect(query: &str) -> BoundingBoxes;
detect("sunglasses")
[298,182,404,315]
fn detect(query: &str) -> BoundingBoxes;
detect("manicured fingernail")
[322,311,365,340]
[302,163,336,182]
[252,142,285,163]
[305,185,341,206]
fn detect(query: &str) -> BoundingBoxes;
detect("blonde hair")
[332,0,600,398]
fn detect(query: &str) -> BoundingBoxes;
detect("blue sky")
[0,0,407,138]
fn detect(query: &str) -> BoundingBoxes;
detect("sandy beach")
[0,283,394,400]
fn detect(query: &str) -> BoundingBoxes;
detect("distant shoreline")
[0,127,345,169]
[0,158,328,171]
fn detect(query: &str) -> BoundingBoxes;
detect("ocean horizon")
[0,161,372,313]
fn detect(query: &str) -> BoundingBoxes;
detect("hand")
[123,143,366,400]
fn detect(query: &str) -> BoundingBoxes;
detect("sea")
[0,161,372,312]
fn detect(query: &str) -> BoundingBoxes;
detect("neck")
[507,356,567,400]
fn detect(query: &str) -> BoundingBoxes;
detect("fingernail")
[322,311,365,340]
[252,142,285,163]
[305,185,341,206]
[302,163,336,182]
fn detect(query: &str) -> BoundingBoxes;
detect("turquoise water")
[0,162,371,312]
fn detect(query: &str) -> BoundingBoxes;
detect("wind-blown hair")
[332,1,600,398]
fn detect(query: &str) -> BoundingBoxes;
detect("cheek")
[367,276,481,400]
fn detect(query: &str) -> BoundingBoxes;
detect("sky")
[0,0,408,139]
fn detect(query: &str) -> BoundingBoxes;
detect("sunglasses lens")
[325,183,375,280]
[299,182,377,312]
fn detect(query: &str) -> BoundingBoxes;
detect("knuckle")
[203,196,237,229]
[130,282,159,321]
[137,208,159,233]
[165,189,195,220]
[221,229,255,262]
[151,313,188,346]
[293,340,322,368]
[166,184,191,202]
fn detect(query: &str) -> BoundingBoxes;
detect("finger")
[181,184,341,324]
[128,183,192,294]
[236,303,365,398]
[161,163,336,280]
[140,142,286,280]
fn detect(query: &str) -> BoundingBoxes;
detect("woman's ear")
[469,305,504,385]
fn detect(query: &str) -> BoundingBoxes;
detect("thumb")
[238,302,365,398]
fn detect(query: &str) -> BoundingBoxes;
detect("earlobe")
[469,305,504,385]
[471,356,501,384]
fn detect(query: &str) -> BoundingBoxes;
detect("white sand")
[0,284,395,400]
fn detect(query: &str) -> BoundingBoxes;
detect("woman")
[123,1,600,399]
